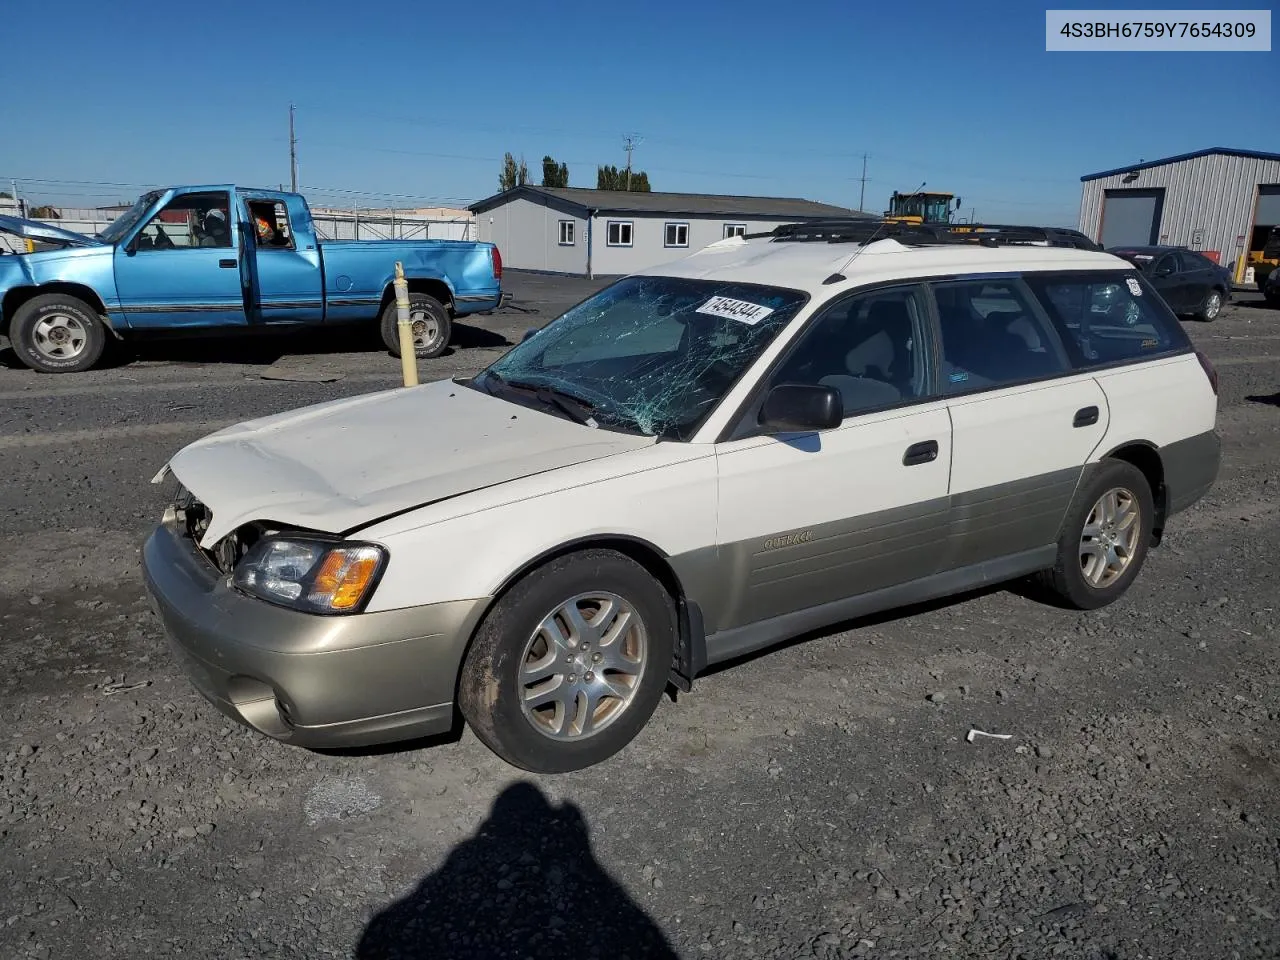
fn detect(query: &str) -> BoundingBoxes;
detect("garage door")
[1255,185,1280,226]
[1101,189,1164,247]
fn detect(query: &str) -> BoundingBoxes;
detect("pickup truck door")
[113,188,249,328]
[240,194,324,325]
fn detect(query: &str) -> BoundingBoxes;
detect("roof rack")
[754,219,1103,251]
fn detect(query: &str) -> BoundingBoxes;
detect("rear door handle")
[903,440,939,466]
[1073,405,1099,427]
[218,258,237,268]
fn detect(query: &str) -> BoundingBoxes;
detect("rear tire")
[379,292,451,360]
[10,293,107,373]
[457,549,676,773]
[1034,459,1155,611]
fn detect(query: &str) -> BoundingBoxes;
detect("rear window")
[1023,270,1191,368]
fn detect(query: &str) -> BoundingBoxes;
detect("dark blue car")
[1106,245,1232,322]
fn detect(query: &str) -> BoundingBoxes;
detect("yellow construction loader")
[884,190,961,225]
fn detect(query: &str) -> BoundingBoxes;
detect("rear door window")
[1023,271,1192,369]
[930,278,1071,394]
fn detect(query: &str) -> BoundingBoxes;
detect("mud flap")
[669,598,707,693]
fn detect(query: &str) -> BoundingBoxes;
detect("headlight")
[232,537,388,615]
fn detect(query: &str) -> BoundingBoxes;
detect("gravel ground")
[1,274,1277,959]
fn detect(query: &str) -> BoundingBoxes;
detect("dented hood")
[157,378,655,548]
[0,215,105,248]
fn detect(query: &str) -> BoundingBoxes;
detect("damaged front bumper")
[141,512,489,749]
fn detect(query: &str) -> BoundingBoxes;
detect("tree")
[517,155,529,187]
[596,164,651,191]
[29,205,59,218]
[541,155,570,188]
[499,153,519,192]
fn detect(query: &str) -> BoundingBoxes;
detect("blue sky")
[2,0,1274,225]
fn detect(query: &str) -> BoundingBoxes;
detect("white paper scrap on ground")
[966,728,1014,743]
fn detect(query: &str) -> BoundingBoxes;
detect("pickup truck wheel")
[380,293,451,360]
[10,293,107,373]
[457,549,676,773]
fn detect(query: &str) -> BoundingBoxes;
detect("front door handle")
[903,440,939,466]
[218,258,237,268]
[1073,405,1099,427]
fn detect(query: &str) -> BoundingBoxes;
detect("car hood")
[156,377,656,549]
[0,215,105,248]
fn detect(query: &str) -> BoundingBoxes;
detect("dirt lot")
[1,273,1277,959]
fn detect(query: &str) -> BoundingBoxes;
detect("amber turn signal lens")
[307,546,384,612]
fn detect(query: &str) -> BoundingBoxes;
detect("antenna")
[623,133,643,190]
[823,180,926,284]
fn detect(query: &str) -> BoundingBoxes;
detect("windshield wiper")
[485,372,599,427]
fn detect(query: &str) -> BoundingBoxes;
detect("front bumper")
[141,516,490,749]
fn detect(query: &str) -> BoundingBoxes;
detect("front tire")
[1034,459,1155,610]
[458,549,676,773]
[10,293,107,373]
[1196,288,1223,322]
[379,292,452,360]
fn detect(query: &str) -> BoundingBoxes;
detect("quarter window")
[246,199,295,250]
[1025,271,1192,368]
[558,220,575,245]
[607,221,633,246]
[770,284,931,417]
[932,278,1070,393]
[664,222,689,247]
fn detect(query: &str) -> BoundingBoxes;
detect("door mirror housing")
[759,383,843,433]
[521,327,539,342]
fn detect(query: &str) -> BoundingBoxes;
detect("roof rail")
[762,219,1103,251]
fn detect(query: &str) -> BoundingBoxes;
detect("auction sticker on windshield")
[696,295,776,325]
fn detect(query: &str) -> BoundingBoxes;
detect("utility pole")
[289,103,298,193]
[623,134,642,191]
[858,153,868,212]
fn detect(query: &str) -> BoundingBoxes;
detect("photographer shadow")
[355,781,680,960]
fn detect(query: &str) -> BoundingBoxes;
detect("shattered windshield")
[474,275,809,440]
[97,191,161,244]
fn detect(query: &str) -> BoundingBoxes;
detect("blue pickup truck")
[0,185,503,373]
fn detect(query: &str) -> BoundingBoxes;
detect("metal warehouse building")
[469,185,868,277]
[1079,147,1280,286]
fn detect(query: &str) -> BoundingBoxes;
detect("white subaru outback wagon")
[142,221,1221,773]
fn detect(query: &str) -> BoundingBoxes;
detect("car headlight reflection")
[232,537,387,614]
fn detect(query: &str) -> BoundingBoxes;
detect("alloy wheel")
[1080,487,1141,588]
[517,591,647,740]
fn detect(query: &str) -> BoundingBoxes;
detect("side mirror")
[759,383,843,433]
[521,327,539,342]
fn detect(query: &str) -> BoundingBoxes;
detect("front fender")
[0,249,121,331]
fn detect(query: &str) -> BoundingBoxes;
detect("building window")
[723,223,747,238]
[558,220,574,245]
[664,222,689,247]
[607,221,633,246]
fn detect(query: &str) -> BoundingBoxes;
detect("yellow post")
[394,261,418,387]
